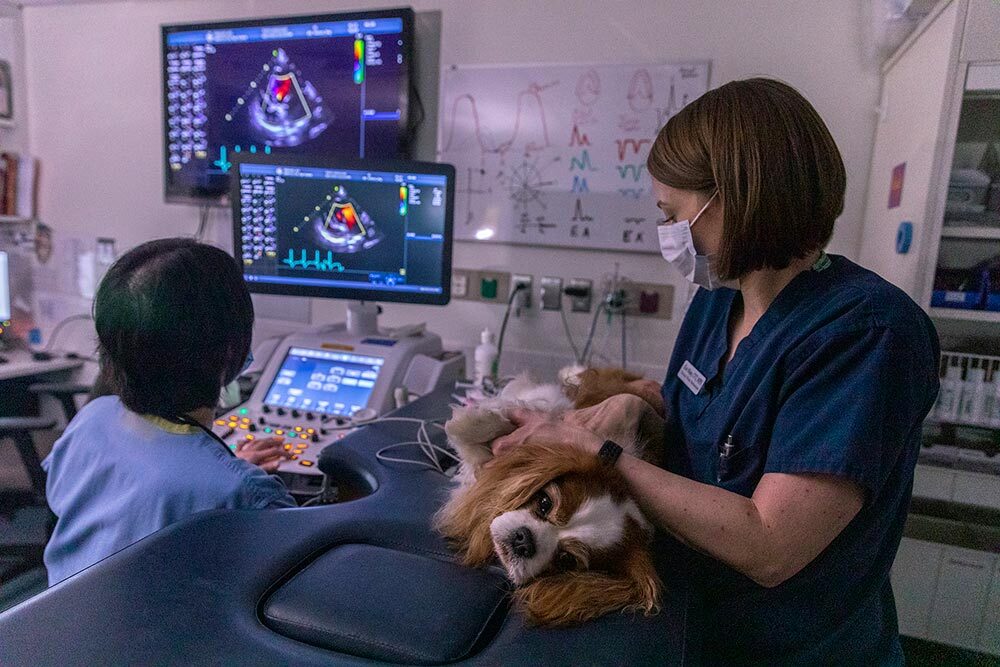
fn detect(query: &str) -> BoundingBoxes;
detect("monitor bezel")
[231,152,454,306]
[160,7,416,206]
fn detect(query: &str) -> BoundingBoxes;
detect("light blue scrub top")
[42,396,295,585]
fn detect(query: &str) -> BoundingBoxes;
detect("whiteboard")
[436,62,711,253]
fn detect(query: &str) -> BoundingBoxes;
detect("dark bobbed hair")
[646,78,846,280]
[94,238,253,418]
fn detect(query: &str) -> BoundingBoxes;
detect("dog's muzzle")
[508,527,536,559]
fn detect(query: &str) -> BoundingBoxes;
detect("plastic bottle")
[473,328,498,388]
[959,359,986,424]
[990,362,1000,428]
[980,362,998,428]
[936,357,963,423]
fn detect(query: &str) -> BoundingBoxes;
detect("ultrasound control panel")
[213,326,458,493]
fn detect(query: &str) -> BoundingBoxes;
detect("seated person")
[43,238,295,586]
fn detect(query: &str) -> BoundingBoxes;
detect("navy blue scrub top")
[661,254,939,665]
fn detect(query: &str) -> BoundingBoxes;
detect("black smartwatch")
[598,440,623,467]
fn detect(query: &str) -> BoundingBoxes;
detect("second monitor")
[233,156,454,306]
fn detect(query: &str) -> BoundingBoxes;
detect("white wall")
[20,0,881,378]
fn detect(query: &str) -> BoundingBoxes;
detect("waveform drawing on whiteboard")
[441,81,557,160]
[438,61,710,253]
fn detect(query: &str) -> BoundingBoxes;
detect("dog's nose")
[509,527,535,559]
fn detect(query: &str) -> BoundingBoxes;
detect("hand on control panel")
[235,436,292,473]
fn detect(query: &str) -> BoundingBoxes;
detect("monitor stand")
[346,301,381,337]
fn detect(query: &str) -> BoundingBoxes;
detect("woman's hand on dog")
[492,409,604,456]
[494,394,657,456]
[236,436,292,472]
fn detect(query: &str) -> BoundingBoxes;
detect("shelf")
[0,215,35,224]
[941,226,1000,239]
[929,308,1000,323]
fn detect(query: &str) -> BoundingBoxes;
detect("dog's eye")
[556,550,577,570]
[536,491,553,518]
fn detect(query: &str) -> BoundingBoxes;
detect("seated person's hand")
[236,436,291,473]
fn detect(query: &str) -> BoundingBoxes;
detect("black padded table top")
[0,386,698,665]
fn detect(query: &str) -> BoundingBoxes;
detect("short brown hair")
[646,78,845,280]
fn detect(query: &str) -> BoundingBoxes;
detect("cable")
[408,80,426,142]
[370,417,458,474]
[580,302,606,366]
[559,306,582,365]
[621,310,628,370]
[194,204,210,241]
[494,284,527,379]
[44,314,94,352]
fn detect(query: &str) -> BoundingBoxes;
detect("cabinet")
[861,0,1000,325]
[893,538,1000,654]
[891,538,944,637]
[927,547,996,650]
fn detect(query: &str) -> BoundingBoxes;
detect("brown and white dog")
[435,367,666,627]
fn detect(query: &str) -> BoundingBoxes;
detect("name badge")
[678,360,706,395]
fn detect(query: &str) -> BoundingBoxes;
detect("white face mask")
[656,191,738,290]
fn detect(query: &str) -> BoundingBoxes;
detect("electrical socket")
[540,276,563,310]
[512,274,533,312]
[451,270,470,299]
[476,270,511,303]
[622,281,675,319]
[451,268,475,300]
[566,278,593,313]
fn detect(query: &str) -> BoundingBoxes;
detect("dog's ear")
[514,548,662,627]
[444,405,517,468]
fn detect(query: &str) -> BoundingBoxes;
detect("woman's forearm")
[616,453,783,586]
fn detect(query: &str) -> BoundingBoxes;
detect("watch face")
[599,440,622,465]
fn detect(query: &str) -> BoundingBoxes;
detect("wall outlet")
[451,269,475,300]
[476,270,511,303]
[512,274,533,312]
[622,281,674,319]
[540,276,563,311]
[451,270,470,299]
[566,278,593,313]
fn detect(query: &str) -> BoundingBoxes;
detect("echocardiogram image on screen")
[233,157,454,305]
[162,9,413,203]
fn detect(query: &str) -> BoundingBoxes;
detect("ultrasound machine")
[217,155,462,497]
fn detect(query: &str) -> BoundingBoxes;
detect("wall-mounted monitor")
[232,154,454,306]
[161,8,414,204]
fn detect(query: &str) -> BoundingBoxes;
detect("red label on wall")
[888,162,905,209]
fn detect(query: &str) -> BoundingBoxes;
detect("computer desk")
[0,349,83,383]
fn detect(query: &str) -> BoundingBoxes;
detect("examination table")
[0,386,697,665]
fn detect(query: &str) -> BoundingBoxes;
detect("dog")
[435,367,666,627]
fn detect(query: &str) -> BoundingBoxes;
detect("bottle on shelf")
[958,358,986,425]
[936,356,964,423]
[990,361,1000,429]
[979,361,998,428]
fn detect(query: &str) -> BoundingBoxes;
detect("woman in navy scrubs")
[496,79,940,664]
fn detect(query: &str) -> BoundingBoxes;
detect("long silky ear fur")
[434,441,597,567]
[571,367,646,410]
[444,405,518,469]
[515,547,662,627]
